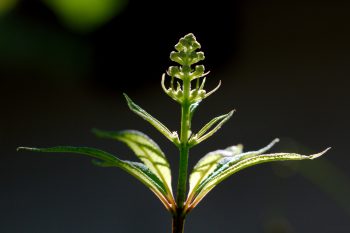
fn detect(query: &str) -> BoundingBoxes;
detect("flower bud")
[168,66,180,77]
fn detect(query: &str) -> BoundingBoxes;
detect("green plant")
[18,33,330,233]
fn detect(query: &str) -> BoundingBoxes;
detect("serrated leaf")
[17,146,174,211]
[123,94,180,146]
[186,139,330,211]
[93,129,173,197]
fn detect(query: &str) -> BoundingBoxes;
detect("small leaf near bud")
[168,66,180,77]
[175,33,201,53]
[189,65,206,81]
[170,51,184,65]
[192,52,205,64]
[175,42,184,51]
[183,33,196,44]
[195,65,204,74]
[192,41,201,50]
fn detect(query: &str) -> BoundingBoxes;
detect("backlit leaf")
[188,144,243,196]
[186,139,330,211]
[17,146,174,211]
[93,129,173,197]
[189,110,234,146]
[124,94,180,146]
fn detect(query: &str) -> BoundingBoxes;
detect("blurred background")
[1,0,350,232]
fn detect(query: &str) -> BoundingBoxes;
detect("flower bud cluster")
[161,33,220,104]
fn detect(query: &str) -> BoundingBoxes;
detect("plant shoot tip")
[310,147,331,159]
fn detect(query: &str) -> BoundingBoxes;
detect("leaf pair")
[185,139,330,212]
[18,130,176,212]
[124,94,180,146]
[189,110,234,147]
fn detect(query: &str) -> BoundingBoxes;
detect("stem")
[176,76,191,207]
[175,145,188,209]
[172,214,186,233]
[175,74,191,233]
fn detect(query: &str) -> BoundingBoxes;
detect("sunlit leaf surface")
[17,145,174,210]
[186,139,330,211]
[188,144,243,196]
[124,94,179,145]
[189,110,234,146]
[93,129,173,197]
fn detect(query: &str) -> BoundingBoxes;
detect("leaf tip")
[309,147,331,159]
[205,80,221,98]
[123,93,139,113]
[16,146,39,151]
[229,109,236,116]
[273,138,280,143]
[123,92,133,103]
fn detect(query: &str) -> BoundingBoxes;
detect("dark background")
[1,0,350,232]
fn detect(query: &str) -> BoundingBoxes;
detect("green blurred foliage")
[43,0,127,32]
[0,0,127,32]
[0,0,18,15]
[0,0,128,80]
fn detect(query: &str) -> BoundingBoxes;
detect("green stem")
[177,140,189,207]
[176,75,191,215]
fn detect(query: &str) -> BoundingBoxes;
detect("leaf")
[189,102,200,120]
[17,146,175,211]
[187,144,243,196]
[123,94,180,146]
[93,129,173,197]
[185,139,330,211]
[189,110,235,146]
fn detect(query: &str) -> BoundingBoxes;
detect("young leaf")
[17,146,175,212]
[185,139,330,211]
[123,94,180,146]
[187,144,243,197]
[189,110,235,146]
[93,129,174,198]
[189,102,200,120]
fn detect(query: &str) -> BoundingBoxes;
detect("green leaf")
[123,94,180,146]
[187,144,243,196]
[189,110,235,147]
[185,139,330,211]
[17,146,175,211]
[189,102,200,120]
[93,129,173,197]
